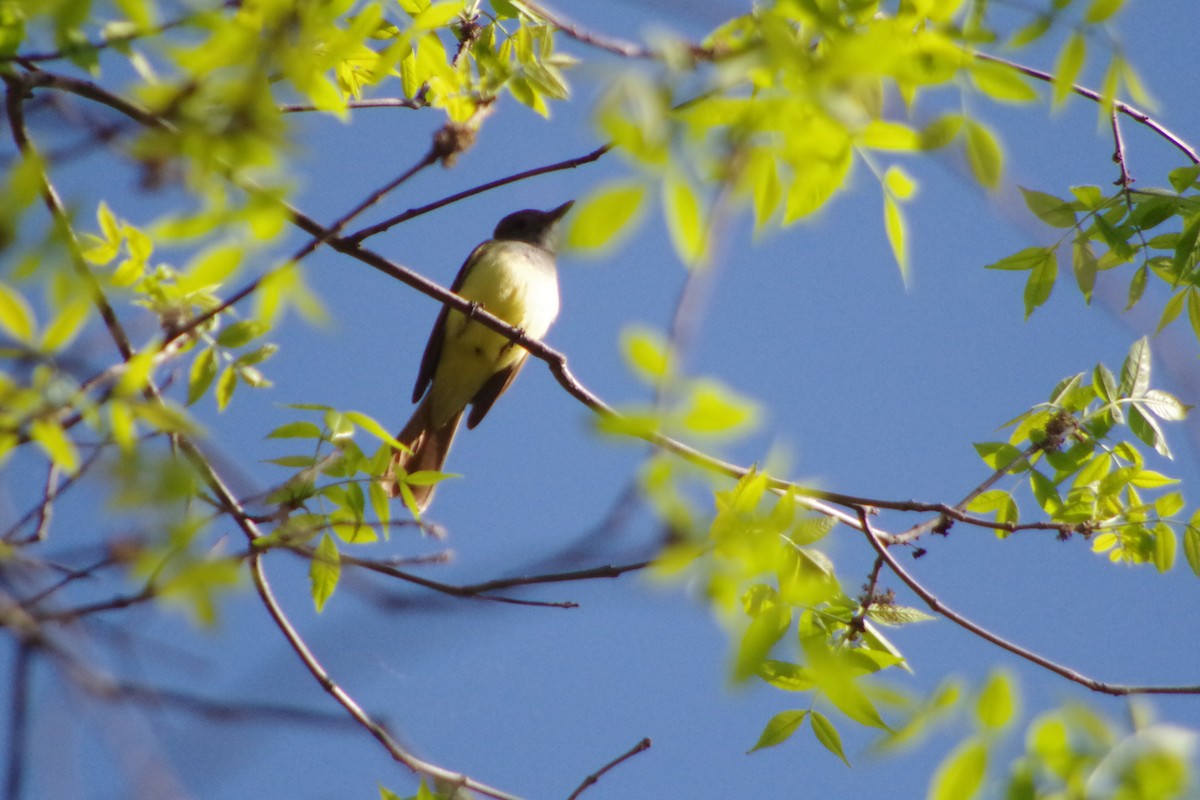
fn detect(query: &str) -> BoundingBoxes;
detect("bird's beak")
[547,200,574,222]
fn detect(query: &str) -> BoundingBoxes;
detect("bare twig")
[565,737,652,800]
[345,144,611,243]
[4,643,32,800]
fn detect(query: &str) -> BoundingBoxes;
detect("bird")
[382,201,573,512]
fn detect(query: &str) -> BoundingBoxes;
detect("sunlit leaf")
[976,671,1015,729]
[963,120,1002,189]
[929,739,987,800]
[309,533,340,612]
[748,710,807,753]
[810,711,850,767]
[1052,33,1086,108]
[565,181,647,253]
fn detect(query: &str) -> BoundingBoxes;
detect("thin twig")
[974,51,1200,165]
[565,737,652,800]
[3,644,32,800]
[345,144,611,243]
[857,507,1200,696]
[280,98,425,113]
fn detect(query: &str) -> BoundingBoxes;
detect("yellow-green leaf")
[663,172,705,266]
[179,244,243,293]
[975,671,1015,729]
[970,60,1039,103]
[621,326,670,383]
[0,281,35,342]
[40,296,90,352]
[1084,0,1124,24]
[30,418,79,473]
[1154,524,1176,573]
[1052,33,1086,108]
[565,181,647,253]
[748,710,807,753]
[929,739,987,800]
[964,120,1003,190]
[884,193,908,283]
[858,120,920,151]
[810,711,850,767]
[309,533,340,612]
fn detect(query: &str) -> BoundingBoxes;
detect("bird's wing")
[466,352,528,429]
[412,241,489,403]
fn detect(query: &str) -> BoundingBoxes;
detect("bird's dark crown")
[492,201,574,249]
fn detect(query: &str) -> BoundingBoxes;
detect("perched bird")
[383,201,573,511]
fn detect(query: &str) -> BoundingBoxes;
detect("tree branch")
[566,737,652,800]
[857,507,1200,696]
[973,51,1200,165]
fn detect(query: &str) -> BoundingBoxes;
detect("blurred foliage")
[1,0,1198,797]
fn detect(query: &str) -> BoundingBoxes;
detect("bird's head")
[492,201,574,250]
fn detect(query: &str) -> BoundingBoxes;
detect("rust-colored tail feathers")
[382,397,463,512]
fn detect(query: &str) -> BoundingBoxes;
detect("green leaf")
[216,320,267,348]
[975,671,1015,729]
[621,326,670,383]
[884,192,908,282]
[1168,165,1200,194]
[179,244,243,292]
[1183,522,1200,578]
[1084,0,1124,23]
[565,181,647,253]
[865,604,936,625]
[1153,523,1176,573]
[970,61,1038,103]
[1119,337,1151,398]
[810,711,850,767]
[268,420,324,439]
[1188,290,1200,344]
[884,165,917,201]
[0,281,35,342]
[1072,240,1098,303]
[309,533,340,612]
[973,441,1022,470]
[1156,290,1186,335]
[858,120,920,150]
[40,296,90,352]
[344,411,403,449]
[1019,187,1076,228]
[1024,247,1058,318]
[663,172,705,266]
[963,120,1002,189]
[929,739,988,800]
[187,348,218,405]
[748,710,808,753]
[30,418,79,473]
[1139,389,1189,421]
[216,365,238,411]
[680,380,758,436]
[920,114,963,149]
[1009,15,1051,47]
[756,660,816,691]
[987,246,1049,271]
[1052,33,1086,108]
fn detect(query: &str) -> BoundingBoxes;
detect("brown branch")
[4,0,238,64]
[973,51,1200,165]
[280,98,425,113]
[857,507,1200,696]
[176,436,526,799]
[566,737,652,800]
[344,144,611,243]
[2,73,136,361]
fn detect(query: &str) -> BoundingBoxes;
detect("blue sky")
[6,1,1200,798]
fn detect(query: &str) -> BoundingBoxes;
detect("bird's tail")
[381,396,463,511]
